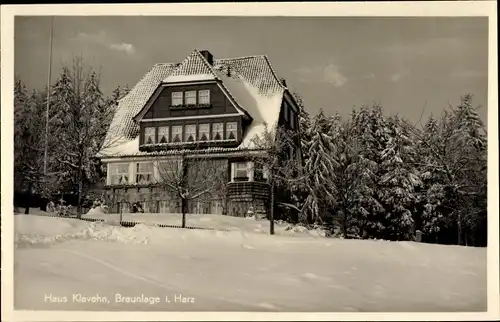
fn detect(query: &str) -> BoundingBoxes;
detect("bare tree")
[154,149,228,228]
[249,123,305,234]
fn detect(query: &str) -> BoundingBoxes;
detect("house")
[97,49,301,217]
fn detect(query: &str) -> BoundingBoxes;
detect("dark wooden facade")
[144,82,239,119]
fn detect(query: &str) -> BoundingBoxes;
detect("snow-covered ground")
[82,207,328,237]
[14,213,486,312]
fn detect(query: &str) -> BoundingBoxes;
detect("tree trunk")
[77,163,83,218]
[24,183,33,214]
[181,198,187,228]
[269,181,275,235]
[457,213,462,246]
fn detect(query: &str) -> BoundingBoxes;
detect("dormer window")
[226,122,237,140]
[172,92,183,106]
[145,127,156,144]
[185,91,197,105]
[185,124,196,142]
[212,122,223,140]
[172,125,182,142]
[198,90,210,105]
[199,124,210,141]
[158,126,169,143]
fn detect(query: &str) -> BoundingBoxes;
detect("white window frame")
[231,162,253,182]
[171,92,183,106]
[198,90,210,105]
[226,122,237,140]
[212,122,223,141]
[185,91,197,105]
[199,123,210,141]
[185,124,196,142]
[235,162,248,179]
[144,127,156,144]
[108,163,130,185]
[136,162,154,184]
[158,126,169,143]
[172,125,183,142]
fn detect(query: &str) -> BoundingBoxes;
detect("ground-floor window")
[109,163,129,185]
[136,162,154,184]
[233,162,249,181]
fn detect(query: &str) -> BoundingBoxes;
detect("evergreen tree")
[14,82,46,213]
[349,105,387,238]
[301,110,338,224]
[378,116,421,240]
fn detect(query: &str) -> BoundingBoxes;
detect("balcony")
[227,181,270,202]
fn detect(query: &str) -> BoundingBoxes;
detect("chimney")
[200,50,214,65]
[280,78,287,87]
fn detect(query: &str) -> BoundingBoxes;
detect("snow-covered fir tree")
[301,110,339,224]
[378,116,422,240]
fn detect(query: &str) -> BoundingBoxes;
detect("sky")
[14,16,489,123]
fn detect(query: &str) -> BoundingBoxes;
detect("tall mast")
[43,17,54,178]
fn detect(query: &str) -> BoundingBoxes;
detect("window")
[172,125,182,142]
[109,163,129,185]
[290,112,295,129]
[136,162,153,184]
[185,124,196,142]
[212,122,223,140]
[144,127,156,144]
[284,105,289,122]
[185,91,197,105]
[234,162,248,180]
[226,122,237,140]
[198,90,210,105]
[172,92,183,106]
[199,124,209,141]
[158,126,169,143]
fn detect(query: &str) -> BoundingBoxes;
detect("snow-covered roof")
[163,73,216,83]
[98,49,286,158]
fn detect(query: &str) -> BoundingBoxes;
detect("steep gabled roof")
[133,50,253,122]
[98,50,287,158]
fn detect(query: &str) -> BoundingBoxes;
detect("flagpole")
[43,17,54,178]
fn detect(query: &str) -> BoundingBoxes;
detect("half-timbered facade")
[97,49,301,217]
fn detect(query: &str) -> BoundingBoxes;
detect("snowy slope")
[14,215,486,312]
